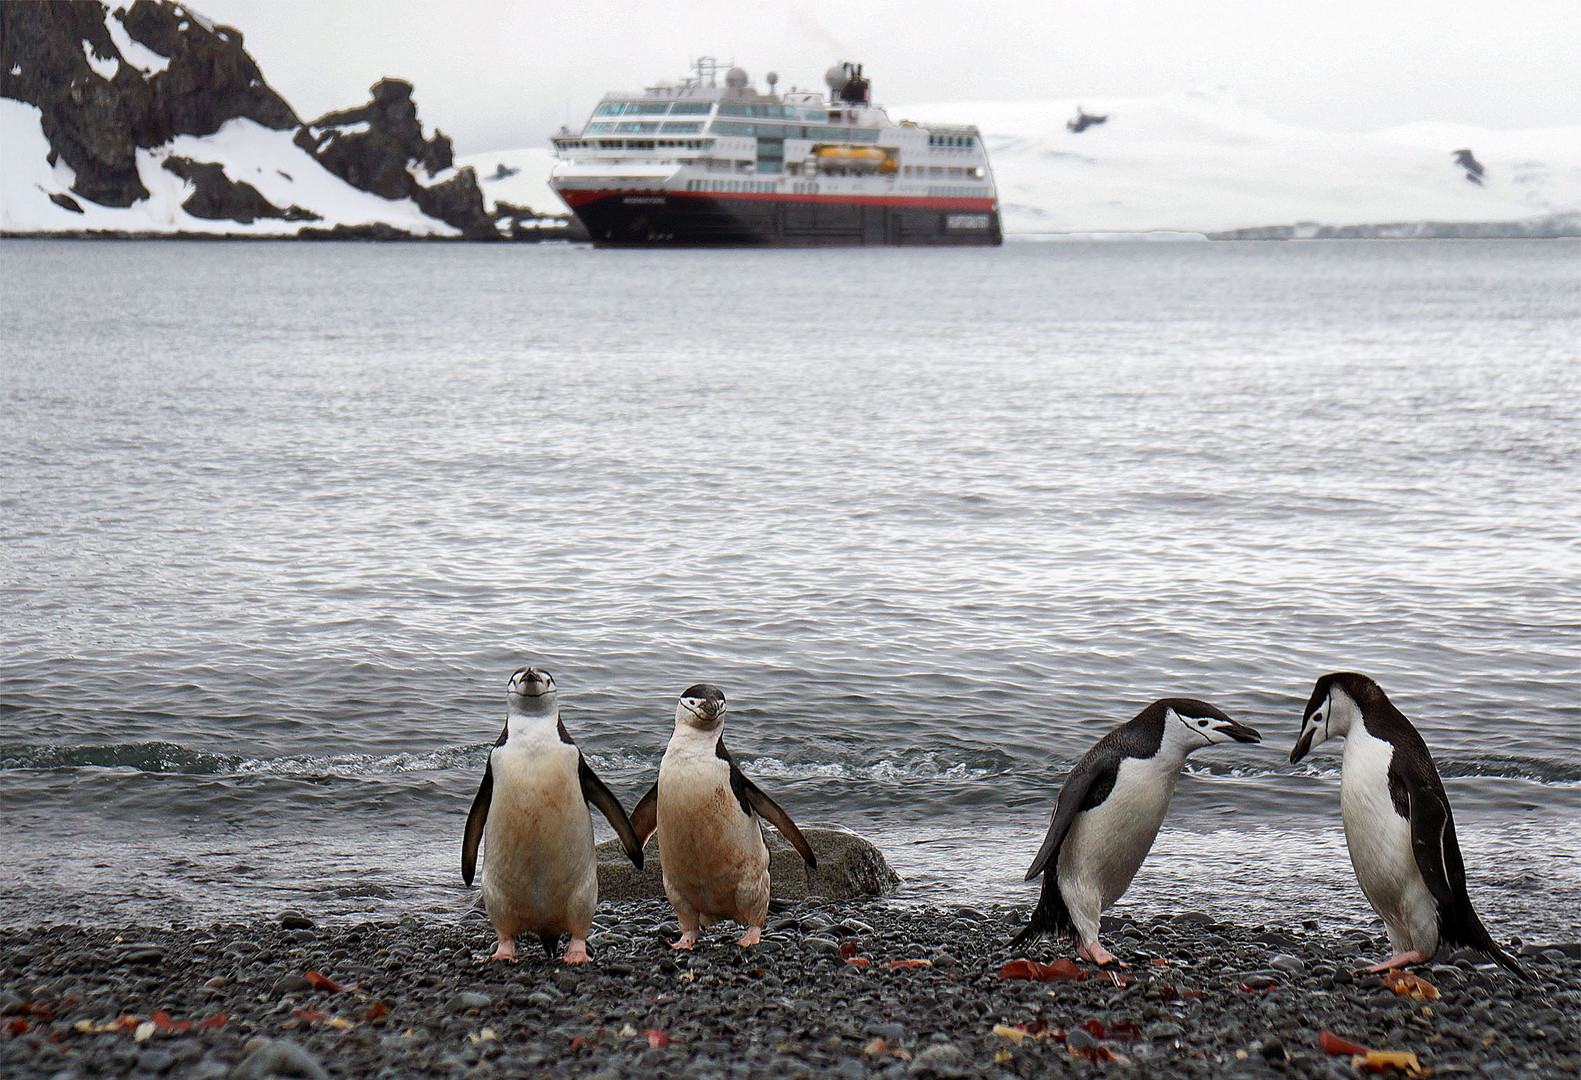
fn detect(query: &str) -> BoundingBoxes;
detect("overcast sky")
[195,0,1581,154]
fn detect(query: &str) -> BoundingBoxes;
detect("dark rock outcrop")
[1454,148,1485,186]
[0,0,297,208]
[161,156,317,222]
[596,827,901,902]
[121,0,297,141]
[1067,107,1108,133]
[2,1,147,204]
[296,78,496,238]
[2,1,488,236]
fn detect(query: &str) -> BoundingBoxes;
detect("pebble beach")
[4,900,1576,1080]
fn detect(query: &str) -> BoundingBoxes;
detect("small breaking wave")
[2,741,1573,787]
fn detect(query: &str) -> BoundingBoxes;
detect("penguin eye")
[1197,719,1208,726]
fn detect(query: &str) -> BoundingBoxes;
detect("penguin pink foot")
[562,939,591,964]
[1076,940,1117,966]
[671,930,699,950]
[1365,950,1424,973]
[736,926,762,947]
[488,937,516,962]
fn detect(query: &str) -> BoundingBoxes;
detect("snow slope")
[1,99,458,235]
[902,93,1581,236]
[455,147,561,218]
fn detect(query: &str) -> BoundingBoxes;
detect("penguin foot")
[561,939,591,964]
[1365,950,1424,973]
[671,931,699,950]
[736,926,762,947]
[1076,940,1118,966]
[488,937,517,962]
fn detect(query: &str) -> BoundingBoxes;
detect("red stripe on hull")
[557,188,996,213]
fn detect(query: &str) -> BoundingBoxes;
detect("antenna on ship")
[765,71,778,97]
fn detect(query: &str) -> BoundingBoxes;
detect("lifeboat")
[811,144,898,175]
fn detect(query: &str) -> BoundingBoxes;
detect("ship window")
[585,122,614,134]
[671,101,712,115]
[660,122,702,134]
[593,103,621,117]
[615,121,659,134]
[628,102,669,115]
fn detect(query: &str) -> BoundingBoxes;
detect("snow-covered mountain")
[0,0,521,239]
[905,94,1581,238]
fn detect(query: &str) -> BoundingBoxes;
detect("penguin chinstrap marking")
[1290,672,1526,978]
[1012,698,1261,966]
[629,684,817,949]
[460,668,644,964]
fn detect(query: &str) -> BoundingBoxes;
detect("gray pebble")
[1270,954,1307,977]
[908,1042,969,1078]
[803,936,841,956]
[232,1038,329,1080]
[278,911,315,931]
[446,990,493,1013]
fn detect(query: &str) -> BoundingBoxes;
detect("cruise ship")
[550,59,1001,247]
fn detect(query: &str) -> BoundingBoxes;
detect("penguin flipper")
[462,725,510,887]
[461,758,494,887]
[578,755,644,869]
[1405,785,1461,909]
[741,778,817,870]
[1025,758,1115,882]
[718,740,816,869]
[629,782,659,847]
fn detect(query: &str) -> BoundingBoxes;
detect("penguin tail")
[538,934,558,960]
[1452,911,1529,981]
[1009,874,1073,951]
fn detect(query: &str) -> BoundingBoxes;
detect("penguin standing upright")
[629,684,816,949]
[1012,698,1261,965]
[461,667,644,963]
[1290,671,1525,976]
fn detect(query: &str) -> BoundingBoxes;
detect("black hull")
[562,192,1002,247]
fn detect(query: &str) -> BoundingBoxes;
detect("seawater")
[1,238,1577,936]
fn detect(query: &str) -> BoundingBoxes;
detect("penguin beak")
[1223,720,1261,744]
[1290,727,1315,764]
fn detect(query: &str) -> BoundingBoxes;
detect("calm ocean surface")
[1,238,1577,937]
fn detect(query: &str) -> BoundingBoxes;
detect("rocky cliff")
[1,0,501,237]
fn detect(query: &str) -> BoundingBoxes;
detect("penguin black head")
[676,683,726,730]
[1291,671,1378,763]
[507,667,557,703]
[1153,697,1262,753]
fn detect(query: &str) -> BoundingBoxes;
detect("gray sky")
[195,0,1581,154]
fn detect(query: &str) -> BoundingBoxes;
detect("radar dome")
[825,65,846,90]
[725,67,749,89]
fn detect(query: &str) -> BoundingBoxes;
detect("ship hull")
[557,190,1002,247]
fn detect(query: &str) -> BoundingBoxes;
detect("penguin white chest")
[656,750,768,921]
[1059,756,1178,911]
[1340,727,1437,954]
[481,739,596,936]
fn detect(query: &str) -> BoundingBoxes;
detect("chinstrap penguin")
[630,684,816,949]
[1012,698,1261,965]
[1290,671,1525,977]
[461,667,644,963]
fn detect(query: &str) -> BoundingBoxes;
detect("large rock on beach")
[596,826,900,901]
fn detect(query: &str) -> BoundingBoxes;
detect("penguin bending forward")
[1012,698,1261,965]
[461,668,644,963]
[1290,672,1525,977]
[630,684,817,948]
